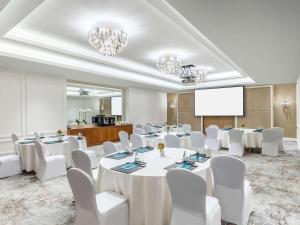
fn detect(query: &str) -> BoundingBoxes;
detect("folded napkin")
[254,128,264,132]
[176,133,190,137]
[222,128,233,131]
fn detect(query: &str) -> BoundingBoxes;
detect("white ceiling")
[2,0,296,91]
[167,0,300,85]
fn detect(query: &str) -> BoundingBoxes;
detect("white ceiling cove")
[2,0,296,91]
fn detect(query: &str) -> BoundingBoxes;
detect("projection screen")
[195,87,244,116]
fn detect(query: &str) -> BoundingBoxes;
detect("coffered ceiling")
[3,0,296,91]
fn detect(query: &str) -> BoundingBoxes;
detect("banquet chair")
[182,124,192,134]
[68,136,98,169]
[103,141,118,156]
[164,135,180,148]
[67,168,129,225]
[228,129,244,157]
[133,127,145,135]
[262,129,279,156]
[130,133,144,149]
[205,127,221,151]
[271,127,284,152]
[72,150,94,182]
[135,124,144,129]
[210,156,252,225]
[208,124,219,129]
[166,169,221,225]
[34,140,66,182]
[144,125,154,134]
[190,132,205,151]
[0,134,22,178]
[118,131,129,149]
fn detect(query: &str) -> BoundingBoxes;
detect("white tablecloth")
[16,136,86,172]
[139,132,191,150]
[97,148,211,225]
[219,128,263,148]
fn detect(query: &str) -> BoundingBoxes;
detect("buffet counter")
[67,124,133,147]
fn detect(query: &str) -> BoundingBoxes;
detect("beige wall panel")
[203,116,235,131]
[273,84,296,138]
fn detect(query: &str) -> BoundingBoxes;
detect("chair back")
[72,150,93,178]
[166,169,207,224]
[67,168,98,213]
[68,136,80,151]
[182,124,192,134]
[206,127,218,139]
[190,132,205,150]
[34,131,39,138]
[119,131,129,148]
[262,129,278,143]
[228,129,243,143]
[211,156,245,191]
[130,133,144,149]
[133,128,145,135]
[135,124,144,129]
[103,141,118,155]
[209,124,219,129]
[34,140,46,162]
[144,125,154,133]
[165,135,180,148]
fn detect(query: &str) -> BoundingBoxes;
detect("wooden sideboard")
[67,124,133,147]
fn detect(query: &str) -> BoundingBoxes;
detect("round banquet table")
[219,128,263,148]
[96,148,212,225]
[138,132,192,150]
[16,136,86,172]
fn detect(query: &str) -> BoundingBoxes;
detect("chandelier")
[88,27,128,56]
[156,56,182,74]
[178,65,207,84]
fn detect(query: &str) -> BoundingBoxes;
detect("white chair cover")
[34,140,66,182]
[271,127,284,151]
[130,133,144,149]
[144,125,154,133]
[119,131,129,149]
[205,127,221,151]
[133,128,145,135]
[135,124,144,129]
[209,124,219,129]
[262,129,279,156]
[34,131,39,138]
[164,135,180,148]
[190,132,205,150]
[228,129,244,157]
[69,136,84,150]
[68,168,129,225]
[182,124,192,134]
[72,150,93,179]
[166,169,221,225]
[103,141,118,156]
[210,156,252,225]
[0,135,22,178]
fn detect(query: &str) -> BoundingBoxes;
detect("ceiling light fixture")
[156,56,182,74]
[88,27,128,56]
[178,65,208,84]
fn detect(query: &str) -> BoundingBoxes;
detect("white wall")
[67,96,100,123]
[0,70,66,153]
[297,76,300,145]
[125,87,167,124]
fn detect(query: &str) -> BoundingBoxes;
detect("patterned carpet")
[0,143,299,225]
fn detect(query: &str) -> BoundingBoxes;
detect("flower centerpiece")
[56,129,63,140]
[157,143,165,157]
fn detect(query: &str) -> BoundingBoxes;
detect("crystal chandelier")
[156,56,182,74]
[88,27,128,56]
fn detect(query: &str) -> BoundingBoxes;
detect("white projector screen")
[111,97,122,116]
[195,87,244,116]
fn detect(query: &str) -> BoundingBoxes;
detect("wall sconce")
[169,102,177,111]
[281,98,290,110]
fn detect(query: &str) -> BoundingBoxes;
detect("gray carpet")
[0,144,299,225]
